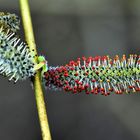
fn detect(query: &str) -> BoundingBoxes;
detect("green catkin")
[0,12,46,83]
[0,12,41,82]
[0,26,36,82]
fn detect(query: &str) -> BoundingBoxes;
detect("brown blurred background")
[0,0,140,140]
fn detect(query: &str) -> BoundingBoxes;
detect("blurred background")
[0,0,140,139]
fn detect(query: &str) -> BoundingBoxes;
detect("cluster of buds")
[0,26,37,82]
[43,55,140,96]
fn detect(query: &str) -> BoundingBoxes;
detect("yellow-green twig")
[19,0,52,140]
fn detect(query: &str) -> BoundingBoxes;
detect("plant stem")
[19,0,52,140]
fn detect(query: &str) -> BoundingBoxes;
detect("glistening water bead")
[43,55,140,96]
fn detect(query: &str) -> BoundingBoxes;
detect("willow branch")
[19,0,52,140]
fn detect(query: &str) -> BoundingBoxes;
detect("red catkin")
[43,55,140,96]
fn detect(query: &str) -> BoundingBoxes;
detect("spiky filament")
[43,55,140,96]
[0,26,37,82]
[0,12,20,33]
